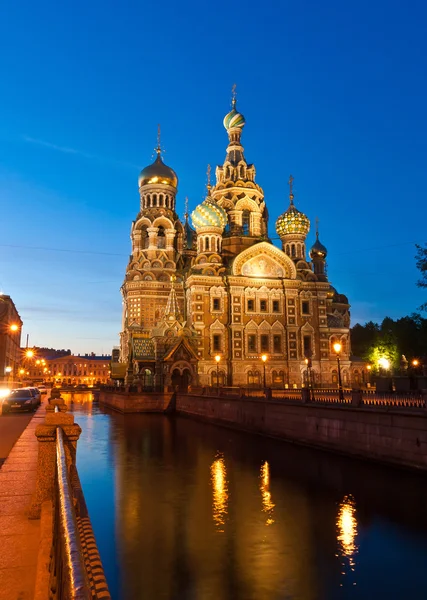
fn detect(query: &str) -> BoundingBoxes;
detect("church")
[118,96,351,391]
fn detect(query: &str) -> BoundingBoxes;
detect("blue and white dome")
[191,198,227,231]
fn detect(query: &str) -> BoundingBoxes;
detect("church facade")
[119,98,351,390]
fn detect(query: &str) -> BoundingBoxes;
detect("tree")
[415,244,427,311]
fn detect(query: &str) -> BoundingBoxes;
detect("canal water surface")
[68,395,427,600]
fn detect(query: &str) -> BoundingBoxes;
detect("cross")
[184,196,189,218]
[231,83,237,107]
[206,164,211,190]
[315,216,320,237]
[288,174,294,202]
[155,124,161,155]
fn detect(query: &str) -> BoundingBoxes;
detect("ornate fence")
[184,386,426,410]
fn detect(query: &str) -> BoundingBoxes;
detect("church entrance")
[171,368,191,392]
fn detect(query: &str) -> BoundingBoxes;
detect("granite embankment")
[176,392,427,471]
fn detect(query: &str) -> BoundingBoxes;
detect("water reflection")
[337,494,358,582]
[210,454,228,531]
[72,407,427,600]
[260,461,275,525]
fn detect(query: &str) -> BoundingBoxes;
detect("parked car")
[37,385,47,395]
[24,387,42,406]
[2,388,38,413]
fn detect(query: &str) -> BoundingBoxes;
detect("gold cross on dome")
[206,164,211,190]
[155,124,161,155]
[231,83,237,107]
[316,216,320,237]
[184,196,189,218]
[288,174,294,202]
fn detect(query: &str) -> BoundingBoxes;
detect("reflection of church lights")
[337,495,358,578]
[210,455,228,531]
[260,461,275,525]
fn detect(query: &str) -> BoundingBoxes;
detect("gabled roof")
[163,336,199,362]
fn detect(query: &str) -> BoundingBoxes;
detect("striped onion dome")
[191,197,227,231]
[276,201,310,237]
[223,103,246,130]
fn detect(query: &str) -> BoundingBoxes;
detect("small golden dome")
[138,154,178,189]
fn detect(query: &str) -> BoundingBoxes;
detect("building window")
[303,335,312,357]
[273,335,281,353]
[272,300,280,313]
[260,334,269,352]
[242,210,250,235]
[248,334,256,352]
[302,301,310,315]
[212,298,220,311]
[247,299,254,311]
[213,335,221,352]
[205,237,210,251]
[260,299,267,312]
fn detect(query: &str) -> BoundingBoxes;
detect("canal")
[66,394,427,600]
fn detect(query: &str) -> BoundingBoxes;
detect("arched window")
[205,237,210,251]
[242,210,250,235]
[157,226,165,249]
[332,369,338,384]
[159,194,164,206]
[291,244,296,257]
[153,194,158,207]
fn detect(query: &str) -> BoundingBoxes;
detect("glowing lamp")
[333,342,342,354]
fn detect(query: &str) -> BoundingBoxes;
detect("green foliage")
[415,244,427,310]
[351,313,427,370]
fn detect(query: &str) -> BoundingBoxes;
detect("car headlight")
[0,389,10,399]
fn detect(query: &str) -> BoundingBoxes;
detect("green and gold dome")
[223,99,246,131]
[276,199,310,238]
[138,153,178,189]
[191,198,227,231]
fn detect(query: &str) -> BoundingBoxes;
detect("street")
[0,410,34,467]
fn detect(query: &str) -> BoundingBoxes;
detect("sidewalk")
[0,402,46,600]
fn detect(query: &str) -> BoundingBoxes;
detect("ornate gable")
[232,242,297,279]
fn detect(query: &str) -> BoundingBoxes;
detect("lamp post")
[215,355,221,392]
[333,342,344,401]
[261,354,268,389]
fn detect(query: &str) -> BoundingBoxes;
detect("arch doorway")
[171,368,191,392]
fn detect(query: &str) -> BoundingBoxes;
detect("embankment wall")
[176,394,427,471]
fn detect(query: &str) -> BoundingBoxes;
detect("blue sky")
[0,0,426,354]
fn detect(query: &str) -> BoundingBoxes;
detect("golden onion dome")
[276,200,310,238]
[138,154,178,189]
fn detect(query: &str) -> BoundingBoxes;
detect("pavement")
[0,398,47,600]
[0,410,34,468]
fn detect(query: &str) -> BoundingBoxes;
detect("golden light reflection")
[337,495,358,574]
[260,461,275,525]
[210,454,228,531]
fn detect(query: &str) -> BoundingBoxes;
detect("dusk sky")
[1,0,426,354]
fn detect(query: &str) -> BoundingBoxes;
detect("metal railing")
[49,428,110,599]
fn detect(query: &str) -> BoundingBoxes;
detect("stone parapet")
[28,413,82,519]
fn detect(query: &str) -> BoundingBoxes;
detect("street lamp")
[412,359,419,368]
[10,324,19,332]
[215,355,221,392]
[333,342,344,401]
[378,357,390,374]
[261,354,268,388]
[25,349,34,359]
[5,366,12,386]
